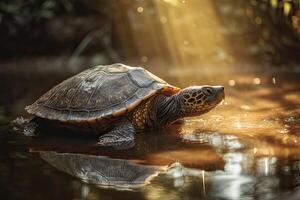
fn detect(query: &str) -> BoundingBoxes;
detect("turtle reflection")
[39,151,165,189]
[29,131,225,190]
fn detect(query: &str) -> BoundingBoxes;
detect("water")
[1,64,300,200]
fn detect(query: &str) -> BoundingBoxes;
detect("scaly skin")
[129,94,181,130]
[98,85,224,147]
[129,96,155,130]
[129,85,225,131]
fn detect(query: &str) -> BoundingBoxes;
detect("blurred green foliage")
[248,0,300,62]
[214,0,300,64]
[0,0,73,36]
[0,0,299,64]
[0,0,113,59]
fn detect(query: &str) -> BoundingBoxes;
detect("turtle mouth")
[217,92,225,103]
[207,90,225,107]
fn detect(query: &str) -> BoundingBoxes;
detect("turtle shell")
[26,63,180,122]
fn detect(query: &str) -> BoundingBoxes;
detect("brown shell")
[26,63,180,122]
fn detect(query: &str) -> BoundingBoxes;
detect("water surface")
[1,64,300,200]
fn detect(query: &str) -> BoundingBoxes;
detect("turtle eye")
[203,87,214,96]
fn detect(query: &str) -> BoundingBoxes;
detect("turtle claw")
[97,140,135,150]
[98,135,135,150]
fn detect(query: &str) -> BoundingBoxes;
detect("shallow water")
[1,64,300,200]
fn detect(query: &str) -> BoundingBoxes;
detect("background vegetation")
[0,0,299,66]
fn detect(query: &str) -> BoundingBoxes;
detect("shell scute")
[26,64,179,122]
[128,68,156,88]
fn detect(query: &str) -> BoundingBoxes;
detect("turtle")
[25,63,225,146]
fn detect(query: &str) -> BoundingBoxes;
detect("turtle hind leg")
[97,119,135,149]
[10,116,38,136]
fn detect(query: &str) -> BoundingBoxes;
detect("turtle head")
[177,85,225,117]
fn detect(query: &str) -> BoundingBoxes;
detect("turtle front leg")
[97,119,135,149]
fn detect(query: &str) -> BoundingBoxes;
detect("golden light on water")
[253,77,261,84]
[240,105,251,110]
[137,6,144,13]
[228,79,236,86]
[141,56,148,63]
[234,120,243,129]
